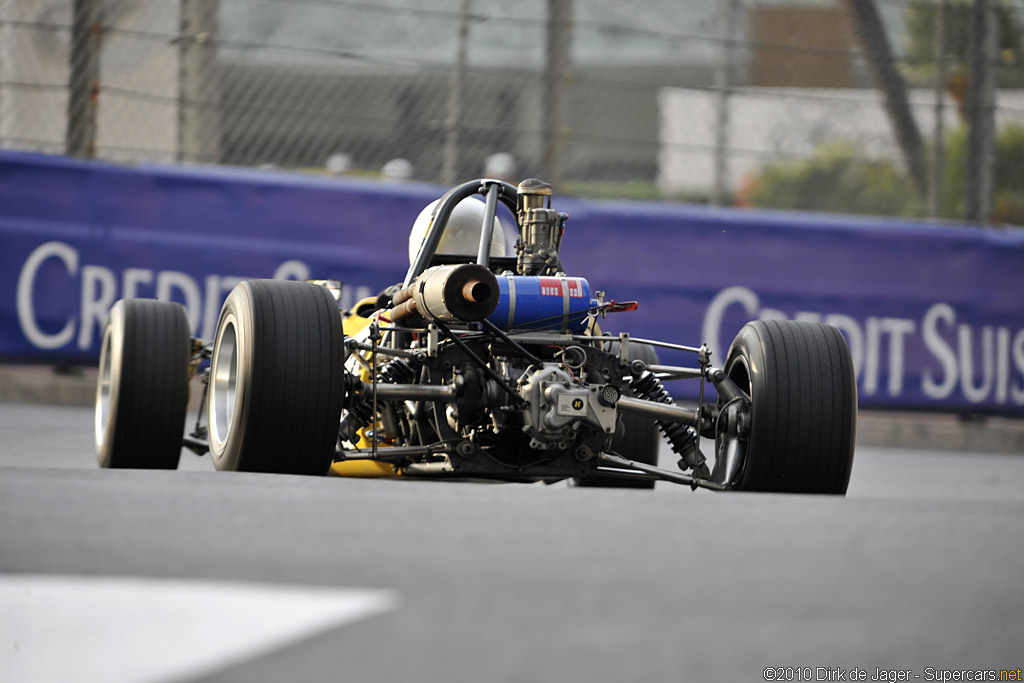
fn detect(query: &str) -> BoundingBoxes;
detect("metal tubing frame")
[476,182,500,268]
[570,335,704,355]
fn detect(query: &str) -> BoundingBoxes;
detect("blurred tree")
[904,0,1024,98]
[746,126,1024,226]
[943,124,1024,223]
[746,142,921,217]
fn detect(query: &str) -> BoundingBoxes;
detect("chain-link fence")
[2,0,1023,223]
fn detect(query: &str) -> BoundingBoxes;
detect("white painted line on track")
[0,574,396,683]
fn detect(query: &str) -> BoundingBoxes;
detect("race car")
[94,178,857,493]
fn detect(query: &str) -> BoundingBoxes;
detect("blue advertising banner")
[2,150,1023,416]
[1,151,422,360]
[556,199,1024,415]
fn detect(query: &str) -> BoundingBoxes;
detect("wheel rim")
[210,318,239,449]
[727,355,751,397]
[94,325,114,451]
[722,354,754,486]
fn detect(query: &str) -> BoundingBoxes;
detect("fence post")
[712,0,738,208]
[66,0,101,159]
[542,0,571,188]
[442,0,472,185]
[178,0,222,163]
[965,0,996,224]
[929,0,947,219]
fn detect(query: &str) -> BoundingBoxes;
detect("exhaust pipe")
[390,264,499,323]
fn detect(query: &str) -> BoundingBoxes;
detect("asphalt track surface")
[2,403,1023,683]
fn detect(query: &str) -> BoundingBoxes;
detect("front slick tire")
[95,299,191,469]
[208,279,345,475]
[725,320,857,495]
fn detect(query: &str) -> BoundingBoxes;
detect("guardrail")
[2,150,1022,416]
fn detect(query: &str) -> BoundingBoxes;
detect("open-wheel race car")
[95,178,857,493]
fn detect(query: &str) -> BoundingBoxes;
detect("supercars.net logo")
[762,667,1022,681]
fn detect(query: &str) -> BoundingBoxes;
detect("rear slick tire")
[95,299,191,469]
[725,319,857,494]
[207,279,346,475]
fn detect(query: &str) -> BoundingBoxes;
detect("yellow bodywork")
[332,296,404,478]
[341,296,379,337]
[329,459,398,477]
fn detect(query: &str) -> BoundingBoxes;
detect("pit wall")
[2,150,1022,416]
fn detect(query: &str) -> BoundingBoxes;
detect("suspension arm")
[597,453,726,491]
[337,444,450,462]
[346,338,427,362]
[615,396,700,426]
[639,364,703,380]
[370,383,456,402]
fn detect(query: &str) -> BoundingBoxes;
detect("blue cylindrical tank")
[487,275,599,331]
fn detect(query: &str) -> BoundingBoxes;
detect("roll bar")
[402,179,519,288]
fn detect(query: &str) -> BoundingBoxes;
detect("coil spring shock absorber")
[338,358,418,443]
[376,357,416,385]
[630,370,708,475]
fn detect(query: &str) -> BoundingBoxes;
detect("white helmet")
[408,197,518,266]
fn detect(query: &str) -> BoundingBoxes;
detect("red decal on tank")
[566,279,584,298]
[538,277,563,296]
